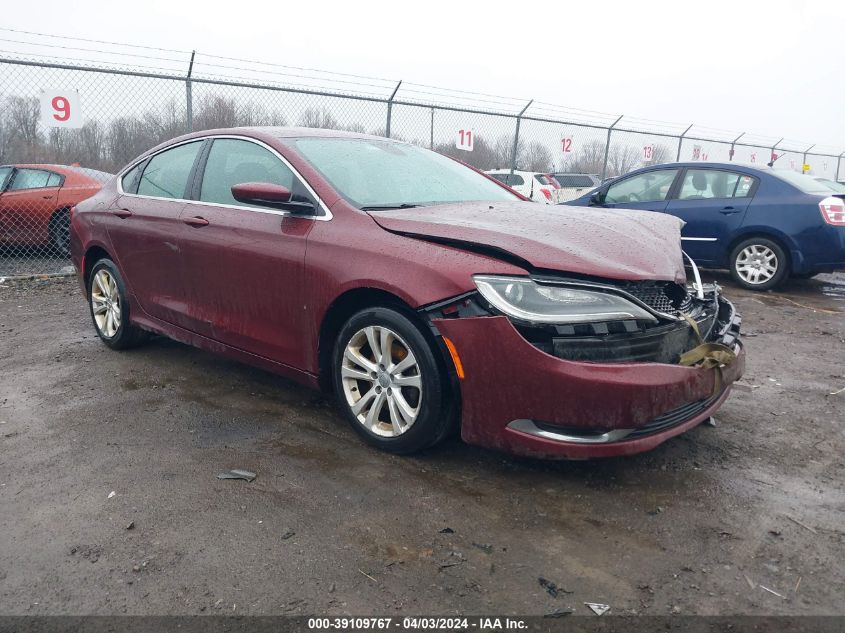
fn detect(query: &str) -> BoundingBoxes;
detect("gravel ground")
[0,271,843,616]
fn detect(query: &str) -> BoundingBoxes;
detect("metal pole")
[600,115,623,181]
[385,80,402,138]
[430,108,434,150]
[802,144,815,173]
[768,138,783,166]
[185,50,195,133]
[837,152,845,181]
[509,100,533,175]
[676,123,693,162]
[729,132,744,161]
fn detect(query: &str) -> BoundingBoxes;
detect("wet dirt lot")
[0,272,843,616]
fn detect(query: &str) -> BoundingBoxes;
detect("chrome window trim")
[681,237,718,242]
[116,134,332,221]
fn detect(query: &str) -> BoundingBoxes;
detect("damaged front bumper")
[427,282,744,459]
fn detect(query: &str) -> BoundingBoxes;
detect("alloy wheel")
[340,325,422,437]
[91,269,122,338]
[735,244,778,285]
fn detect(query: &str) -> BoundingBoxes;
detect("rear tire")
[332,306,455,454]
[729,237,788,291]
[49,209,71,257]
[88,259,148,350]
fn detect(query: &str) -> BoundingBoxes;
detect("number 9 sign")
[39,89,82,129]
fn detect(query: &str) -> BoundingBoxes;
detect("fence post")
[385,80,402,139]
[430,108,434,150]
[802,144,815,173]
[600,115,623,181]
[508,100,533,175]
[185,50,195,133]
[838,152,845,181]
[729,132,744,161]
[767,138,784,166]
[676,124,693,162]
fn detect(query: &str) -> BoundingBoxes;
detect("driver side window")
[605,169,678,204]
[200,139,296,207]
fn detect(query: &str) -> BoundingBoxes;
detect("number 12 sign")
[39,89,83,129]
[456,129,473,152]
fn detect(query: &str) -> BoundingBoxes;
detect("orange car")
[0,164,112,255]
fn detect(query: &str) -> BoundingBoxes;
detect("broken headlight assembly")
[472,275,658,325]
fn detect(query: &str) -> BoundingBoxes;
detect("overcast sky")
[8,0,845,149]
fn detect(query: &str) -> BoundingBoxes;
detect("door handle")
[719,206,738,215]
[183,216,209,227]
[42,195,54,200]
[112,208,132,219]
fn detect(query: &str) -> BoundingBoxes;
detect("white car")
[485,169,561,204]
[551,173,602,202]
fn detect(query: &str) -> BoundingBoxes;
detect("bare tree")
[521,142,554,172]
[560,138,606,174]
[297,108,339,129]
[606,144,641,178]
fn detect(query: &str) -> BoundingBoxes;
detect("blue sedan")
[563,162,845,290]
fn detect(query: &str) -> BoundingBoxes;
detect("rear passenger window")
[678,169,754,200]
[509,174,525,186]
[199,139,295,207]
[137,141,203,199]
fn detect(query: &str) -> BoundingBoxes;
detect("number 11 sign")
[456,129,473,152]
[39,89,83,129]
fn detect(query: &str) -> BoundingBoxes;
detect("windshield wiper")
[359,203,420,211]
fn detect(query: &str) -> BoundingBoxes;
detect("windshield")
[772,169,835,194]
[293,137,520,208]
[815,177,845,193]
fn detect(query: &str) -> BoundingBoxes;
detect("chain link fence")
[2,52,844,276]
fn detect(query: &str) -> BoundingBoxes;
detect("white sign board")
[40,89,82,129]
[642,144,654,161]
[455,129,473,152]
[561,138,573,153]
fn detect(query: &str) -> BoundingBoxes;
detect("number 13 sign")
[39,89,83,129]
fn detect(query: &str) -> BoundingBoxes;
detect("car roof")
[634,161,774,173]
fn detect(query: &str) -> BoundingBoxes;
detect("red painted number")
[561,138,572,153]
[458,130,472,146]
[51,96,71,122]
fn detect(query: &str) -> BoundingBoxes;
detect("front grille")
[627,392,722,439]
[619,281,692,315]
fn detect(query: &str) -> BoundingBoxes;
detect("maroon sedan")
[69,128,744,459]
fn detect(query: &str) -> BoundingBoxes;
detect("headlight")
[473,275,658,325]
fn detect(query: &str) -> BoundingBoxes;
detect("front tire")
[729,237,788,291]
[332,306,454,454]
[88,259,147,349]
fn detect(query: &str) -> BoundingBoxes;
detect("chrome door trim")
[116,134,332,221]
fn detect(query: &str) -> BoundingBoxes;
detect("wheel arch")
[725,229,794,273]
[82,245,114,289]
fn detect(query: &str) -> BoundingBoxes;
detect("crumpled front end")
[426,276,744,459]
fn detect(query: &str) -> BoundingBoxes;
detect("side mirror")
[231,182,314,214]
[589,190,604,206]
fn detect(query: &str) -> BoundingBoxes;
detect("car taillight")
[819,197,845,226]
[541,188,552,200]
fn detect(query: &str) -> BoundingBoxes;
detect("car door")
[595,168,680,214]
[664,168,756,265]
[0,168,63,247]
[106,139,205,325]
[177,137,315,368]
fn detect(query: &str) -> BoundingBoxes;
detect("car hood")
[367,201,686,284]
